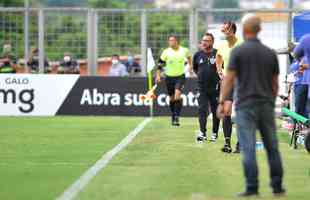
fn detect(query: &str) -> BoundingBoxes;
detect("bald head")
[242,14,261,37]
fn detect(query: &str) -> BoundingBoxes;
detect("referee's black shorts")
[165,74,186,96]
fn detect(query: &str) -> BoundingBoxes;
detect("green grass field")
[0,117,309,200]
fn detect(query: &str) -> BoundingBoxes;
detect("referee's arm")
[187,55,194,76]
[155,58,165,83]
[216,53,224,77]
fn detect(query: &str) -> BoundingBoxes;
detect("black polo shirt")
[193,48,220,92]
[228,38,279,109]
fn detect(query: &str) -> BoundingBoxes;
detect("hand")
[298,69,305,74]
[155,75,161,84]
[301,63,309,70]
[223,101,233,116]
[218,70,224,80]
[189,70,194,77]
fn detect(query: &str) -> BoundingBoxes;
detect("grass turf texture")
[0,117,143,200]
[0,117,309,200]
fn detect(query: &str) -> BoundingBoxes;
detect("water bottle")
[297,135,305,146]
[256,141,264,150]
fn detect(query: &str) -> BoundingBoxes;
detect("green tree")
[88,0,127,8]
[0,0,24,7]
[147,12,189,58]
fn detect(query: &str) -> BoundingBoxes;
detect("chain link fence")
[0,10,24,58]
[0,7,305,77]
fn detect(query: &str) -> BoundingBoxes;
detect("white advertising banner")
[0,74,79,116]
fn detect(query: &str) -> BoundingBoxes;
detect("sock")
[212,114,220,136]
[225,137,231,147]
[223,116,232,147]
[169,100,175,116]
[174,99,183,117]
[199,110,207,134]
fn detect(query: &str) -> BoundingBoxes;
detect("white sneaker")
[210,133,217,142]
[196,131,207,142]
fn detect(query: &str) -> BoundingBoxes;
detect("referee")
[216,21,243,153]
[193,33,220,142]
[156,35,193,126]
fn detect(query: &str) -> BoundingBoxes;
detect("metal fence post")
[141,10,147,76]
[87,9,98,76]
[93,10,98,76]
[288,0,293,43]
[24,1,29,70]
[38,8,45,74]
[287,0,293,95]
[189,9,198,53]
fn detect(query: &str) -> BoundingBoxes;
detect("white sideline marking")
[56,118,152,200]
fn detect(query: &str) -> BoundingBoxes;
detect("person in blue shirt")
[290,57,309,117]
[294,34,310,64]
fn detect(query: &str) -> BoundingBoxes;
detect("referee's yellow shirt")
[217,37,243,75]
[160,46,191,77]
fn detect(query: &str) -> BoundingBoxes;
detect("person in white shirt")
[108,54,128,77]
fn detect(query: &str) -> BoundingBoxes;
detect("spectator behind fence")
[0,43,17,73]
[58,53,79,74]
[108,54,128,77]
[27,47,50,73]
[125,55,141,76]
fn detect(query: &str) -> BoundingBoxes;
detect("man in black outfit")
[194,33,220,142]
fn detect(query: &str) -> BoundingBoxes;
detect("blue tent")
[293,12,310,42]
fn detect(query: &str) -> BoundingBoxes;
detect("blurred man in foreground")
[217,14,285,197]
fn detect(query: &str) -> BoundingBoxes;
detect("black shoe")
[171,115,177,126]
[233,143,241,153]
[210,133,217,142]
[173,116,180,126]
[237,190,259,197]
[221,144,232,153]
[196,131,207,143]
[273,188,286,197]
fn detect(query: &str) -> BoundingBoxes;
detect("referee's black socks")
[169,100,175,116]
[174,99,183,117]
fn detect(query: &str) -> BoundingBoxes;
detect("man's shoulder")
[180,46,190,54]
[218,41,228,49]
[161,47,171,55]
[119,63,127,69]
[212,48,218,55]
[236,37,244,45]
[194,50,203,57]
[216,42,228,55]
[300,34,310,43]
[230,44,243,55]
[180,46,189,50]
[258,42,277,56]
